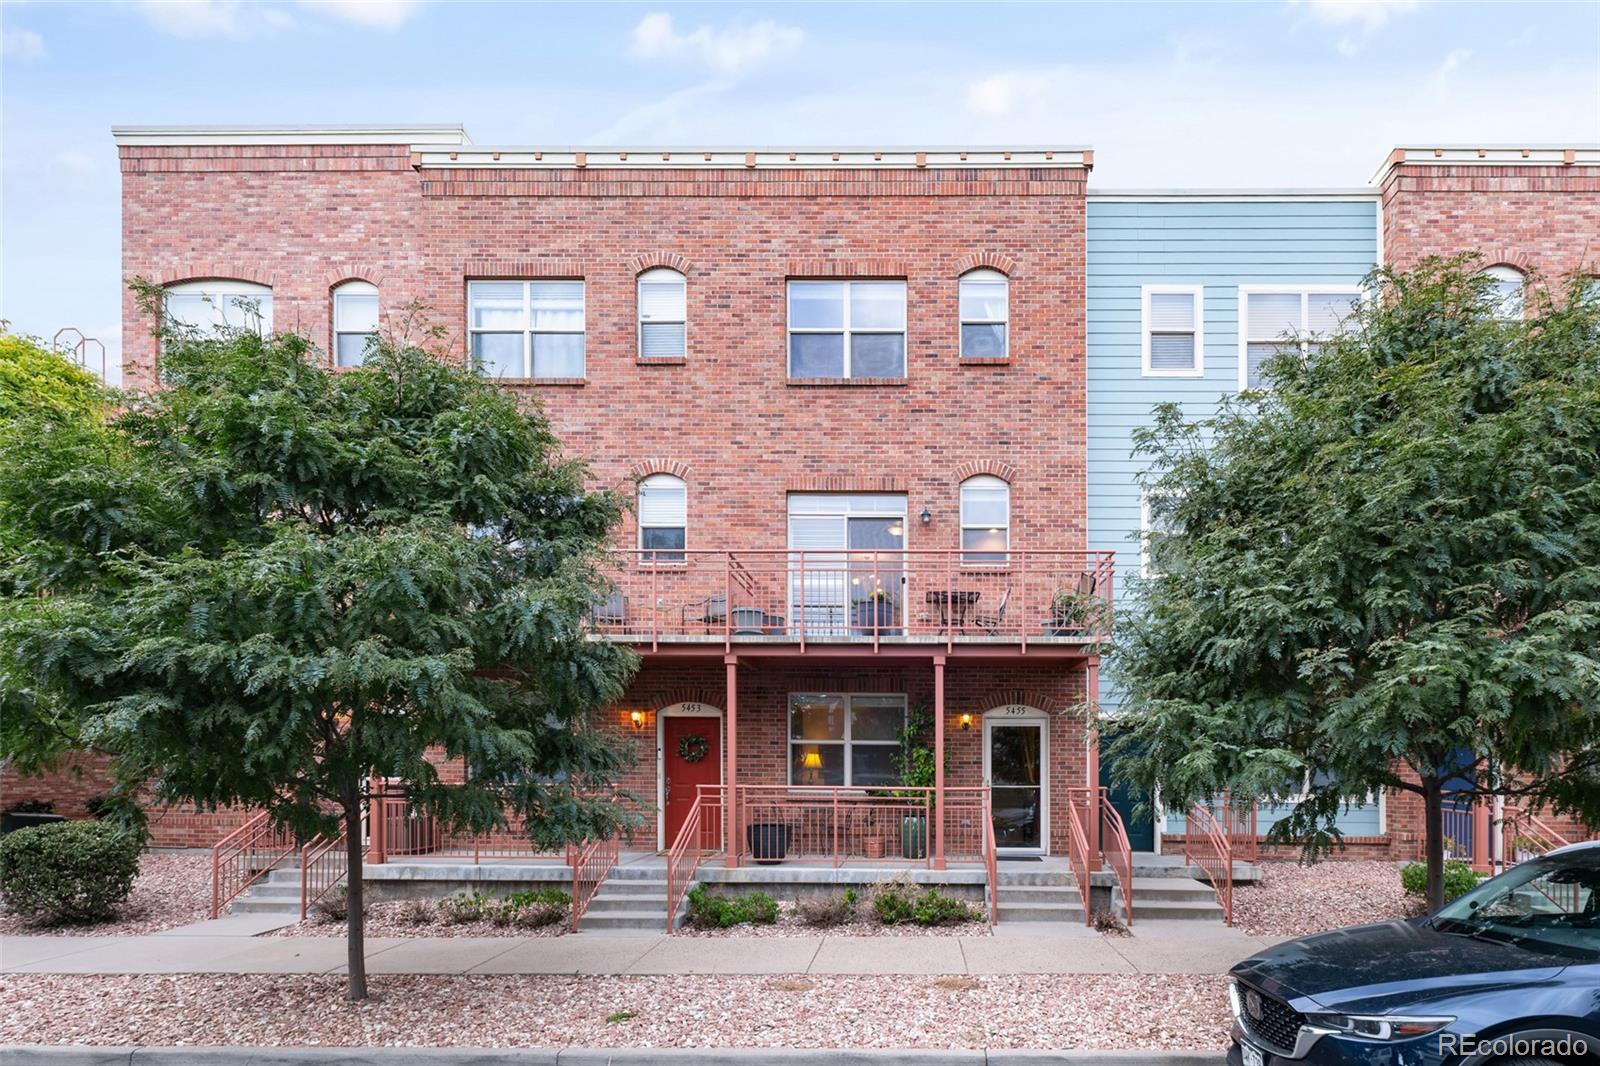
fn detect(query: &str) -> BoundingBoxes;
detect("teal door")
[1100,756,1155,852]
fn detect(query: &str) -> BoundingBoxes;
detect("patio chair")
[971,585,1011,635]
[588,590,626,628]
[680,593,728,633]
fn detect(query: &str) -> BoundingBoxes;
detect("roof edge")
[112,124,474,147]
[1371,145,1600,184]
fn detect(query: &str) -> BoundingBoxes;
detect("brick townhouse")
[4,129,1596,878]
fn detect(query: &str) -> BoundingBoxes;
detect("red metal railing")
[211,810,296,918]
[367,788,565,864]
[727,785,989,866]
[1184,802,1235,925]
[1063,789,1095,925]
[665,786,723,932]
[593,549,1115,651]
[1499,806,1573,866]
[982,790,999,928]
[299,830,348,919]
[1096,788,1135,926]
[568,833,622,931]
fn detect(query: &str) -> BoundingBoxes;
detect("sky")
[3,0,1598,383]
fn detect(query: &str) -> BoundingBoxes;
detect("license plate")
[1239,1041,1265,1066]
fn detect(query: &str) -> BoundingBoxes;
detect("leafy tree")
[1,298,639,998]
[1106,257,1600,910]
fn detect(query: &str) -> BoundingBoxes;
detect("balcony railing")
[592,549,1114,649]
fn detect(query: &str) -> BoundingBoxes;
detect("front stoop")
[994,871,1085,923]
[577,869,670,933]
[227,867,309,919]
[1114,876,1225,923]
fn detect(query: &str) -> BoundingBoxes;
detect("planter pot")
[901,814,928,860]
[863,835,887,859]
[731,607,766,635]
[852,599,901,636]
[746,822,792,864]
[0,812,65,836]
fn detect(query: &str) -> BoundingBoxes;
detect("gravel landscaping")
[0,973,1230,1050]
[0,850,210,937]
[1232,860,1421,937]
[268,899,571,939]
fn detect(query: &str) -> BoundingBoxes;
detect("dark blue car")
[1228,841,1600,1066]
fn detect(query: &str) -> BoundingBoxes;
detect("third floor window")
[788,280,907,379]
[469,280,585,380]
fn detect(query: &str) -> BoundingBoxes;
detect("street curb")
[0,1048,1225,1066]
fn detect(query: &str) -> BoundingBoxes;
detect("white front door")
[984,714,1048,854]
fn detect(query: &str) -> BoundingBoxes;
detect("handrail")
[299,829,349,920]
[728,785,989,866]
[1500,805,1574,867]
[982,790,999,927]
[211,810,296,919]
[1097,787,1135,926]
[1063,788,1094,926]
[1184,802,1234,925]
[662,787,713,928]
[569,833,622,931]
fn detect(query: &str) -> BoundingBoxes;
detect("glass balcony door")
[787,495,906,636]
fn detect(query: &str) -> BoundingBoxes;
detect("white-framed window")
[638,268,686,360]
[1140,489,1181,578]
[960,475,1010,563]
[787,280,907,379]
[1140,285,1203,376]
[789,692,906,787]
[468,280,585,379]
[638,474,687,562]
[959,269,1009,358]
[163,280,273,338]
[1238,285,1362,390]
[1482,265,1525,320]
[332,281,379,367]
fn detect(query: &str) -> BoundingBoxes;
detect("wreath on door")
[676,733,710,764]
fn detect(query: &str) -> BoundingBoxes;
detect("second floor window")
[959,270,1009,358]
[469,280,585,379]
[1142,285,1202,376]
[638,268,687,359]
[960,476,1010,563]
[332,281,379,367]
[788,280,907,379]
[638,474,687,562]
[1240,287,1360,390]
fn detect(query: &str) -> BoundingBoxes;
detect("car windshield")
[1430,848,1600,958]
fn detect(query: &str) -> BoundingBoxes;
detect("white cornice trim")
[1090,189,1378,202]
[112,125,472,146]
[1371,145,1600,184]
[411,147,1092,171]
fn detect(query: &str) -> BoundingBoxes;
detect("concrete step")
[995,870,1077,887]
[578,910,669,931]
[241,883,304,899]
[1126,877,1223,902]
[592,880,667,896]
[1127,898,1225,921]
[995,901,1085,922]
[585,894,667,912]
[995,884,1082,906]
[229,897,304,915]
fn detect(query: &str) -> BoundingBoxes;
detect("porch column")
[1471,796,1492,874]
[1087,657,1102,867]
[725,654,740,868]
[933,653,946,871]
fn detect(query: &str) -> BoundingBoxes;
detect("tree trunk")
[1422,774,1445,913]
[342,788,368,1002]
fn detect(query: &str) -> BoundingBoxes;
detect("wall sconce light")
[959,713,973,731]
[920,506,933,526]
[629,710,646,731]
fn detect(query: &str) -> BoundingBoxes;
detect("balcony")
[591,549,1113,654]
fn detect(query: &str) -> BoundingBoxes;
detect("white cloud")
[296,0,426,30]
[1429,47,1473,89]
[967,70,1057,118]
[629,12,803,75]
[1299,0,1424,55]
[2,26,44,59]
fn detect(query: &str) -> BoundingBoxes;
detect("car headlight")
[1307,1013,1455,1041]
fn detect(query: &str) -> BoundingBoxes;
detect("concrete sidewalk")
[0,922,1281,977]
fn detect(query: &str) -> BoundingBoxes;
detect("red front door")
[662,715,721,848]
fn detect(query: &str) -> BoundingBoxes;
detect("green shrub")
[494,887,571,929]
[794,892,856,927]
[871,882,916,925]
[872,882,977,926]
[312,884,365,924]
[1400,860,1480,903]
[0,820,141,925]
[438,891,494,924]
[842,887,859,907]
[684,885,779,928]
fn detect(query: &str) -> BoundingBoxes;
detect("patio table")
[924,589,981,630]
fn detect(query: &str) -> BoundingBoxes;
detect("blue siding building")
[1085,193,1382,849]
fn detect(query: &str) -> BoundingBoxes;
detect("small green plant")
[606,1011,637,1024]
[871,881,976,926]
[313,884,366,924]
[794,892,856,928]
[684,885,780,928]
[493,887,571,929]
[871,881,917,925]
[0,821,141,925]
[1400,860,1480,903]
[842,887,859,907]
[438,891,495,925]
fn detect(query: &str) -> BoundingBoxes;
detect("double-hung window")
[1481,265,1525,321]
[960,476,1010,563]
[1239,286,1360,390]
[789,693,906,787]
[638,474,686,562]
[638,268,687,359]
[959,270,1009,358]
[1141,285,1203,376]
[788,280,907,379]
[468,280,586,379]
[332,281,379,367]
[164,280,273,338]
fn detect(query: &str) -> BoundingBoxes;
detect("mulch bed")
[0,851,210,937]
[0,972,1230,1049]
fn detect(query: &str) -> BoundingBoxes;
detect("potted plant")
[891,698,941,860]
[1047,589,1103,636]
[746,821,792,863]
[852,587,899,635]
